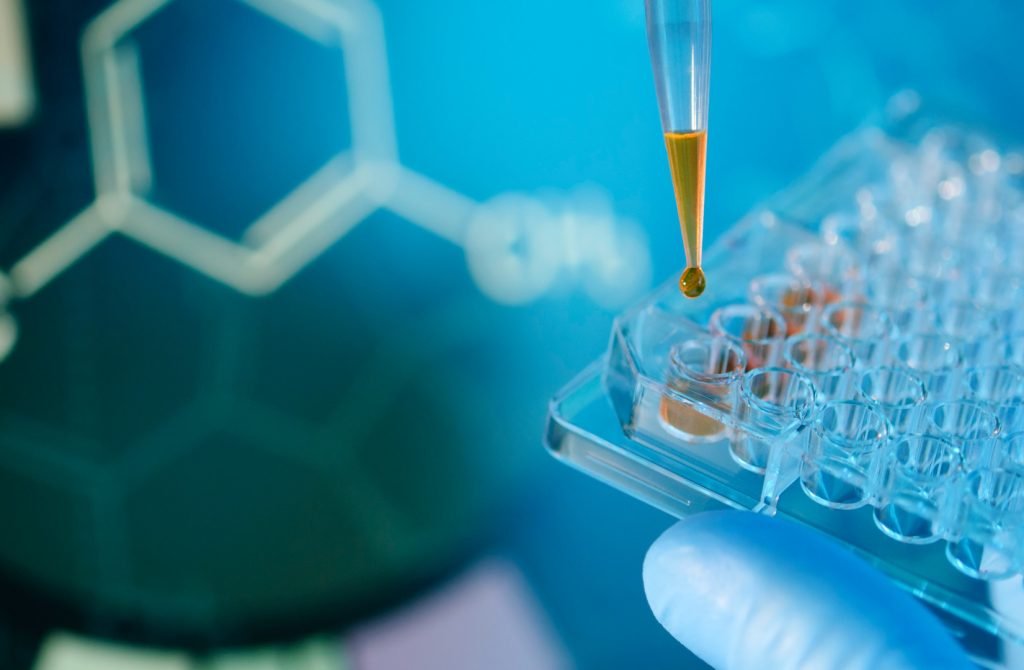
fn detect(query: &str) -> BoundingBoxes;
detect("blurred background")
[0,0,1022,668]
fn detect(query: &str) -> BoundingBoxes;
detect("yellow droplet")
[680,266,706,298]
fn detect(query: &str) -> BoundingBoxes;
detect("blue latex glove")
[643,511,974,670]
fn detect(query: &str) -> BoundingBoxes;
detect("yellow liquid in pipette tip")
[664,129,708,298]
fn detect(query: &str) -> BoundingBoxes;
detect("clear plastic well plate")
[546,112,1024,665]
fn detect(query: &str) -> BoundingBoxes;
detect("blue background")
[0,0,1022,667]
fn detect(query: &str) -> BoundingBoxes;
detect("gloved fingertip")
[643,511,973,670]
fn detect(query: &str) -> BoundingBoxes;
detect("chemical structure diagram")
[0,1,653,635]
[0,0,651,364]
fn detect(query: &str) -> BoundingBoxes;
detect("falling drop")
[680,266,706,298]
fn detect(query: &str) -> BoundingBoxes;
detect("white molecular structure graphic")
[0,0,651,362]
